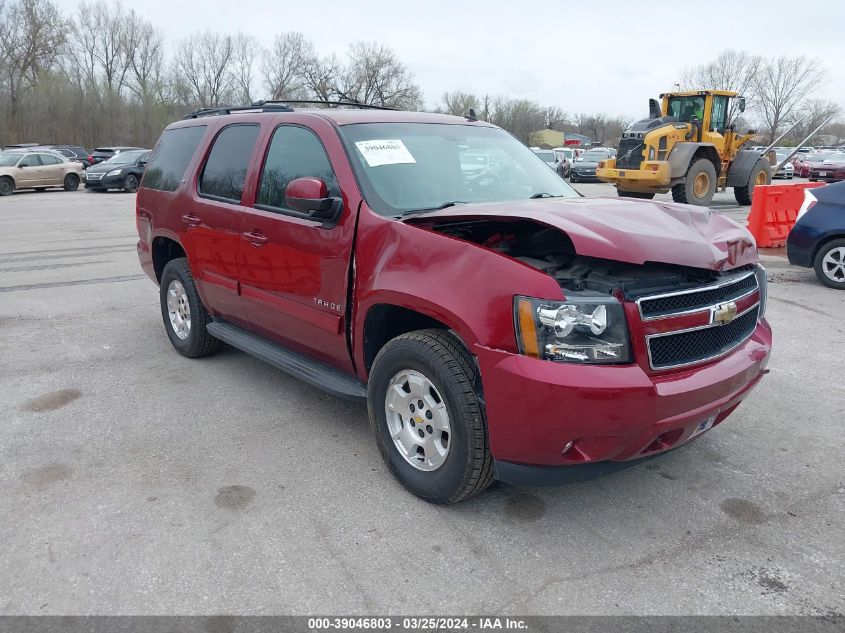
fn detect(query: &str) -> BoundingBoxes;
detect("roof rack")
[182,99,397,119]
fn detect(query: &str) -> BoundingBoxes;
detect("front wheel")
[124,173,140,193]
[672,158,717,206]
[159,258,221,357]
[813,239,845,289]
[368,329,493,504]
[0,177,15,196]
[63,173,80,191]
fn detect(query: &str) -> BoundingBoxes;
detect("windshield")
[0,152,23,167]
[339,123,578,216]
[667,96,705,123]
[534,150,556,163]
[579,152,606,162]
[104,150,146,164]
[822,152,845,162]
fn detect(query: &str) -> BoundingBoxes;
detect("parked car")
[569,150,609,182]
[773,153,795,179]
[88,146,142,166]
[787,181,845,289]
[795,151,835,178]
[552,147,574,177]
[137,106,771,503]
[531,148,558,171]
[807,151,845,183]
[0,149,84,196]
[84,149,151,192]
[44,145,93,167]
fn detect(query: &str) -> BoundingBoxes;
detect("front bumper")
[474,320,772,477]
[596,159,672,191]
[84,172,124,189]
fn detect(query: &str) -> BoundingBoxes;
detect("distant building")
[529,129,593,149]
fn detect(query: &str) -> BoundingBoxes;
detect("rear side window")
[39,154,61,165]
[257,125,339,212]
[199,124,260,203]
[143,126,207,192]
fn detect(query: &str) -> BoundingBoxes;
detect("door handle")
[242,230,267,246]
[182,214,201,227]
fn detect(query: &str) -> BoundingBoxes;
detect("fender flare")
[667,143,720,180]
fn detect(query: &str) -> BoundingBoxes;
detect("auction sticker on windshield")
[355,139,416,167]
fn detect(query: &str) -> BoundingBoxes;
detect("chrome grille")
[638,271,757,319]
[648,305,759,370]
[85,172,102,180]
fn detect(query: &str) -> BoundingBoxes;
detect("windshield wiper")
[399,201,468,217]
[530,192,564,199]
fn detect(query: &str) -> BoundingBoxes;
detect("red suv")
[136,102,772,503]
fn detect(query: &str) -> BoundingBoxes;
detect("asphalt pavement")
[0,185,842,615]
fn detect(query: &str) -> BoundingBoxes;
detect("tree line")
[1,0,842,150]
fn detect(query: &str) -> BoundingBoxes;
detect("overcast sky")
[56,0,844,120]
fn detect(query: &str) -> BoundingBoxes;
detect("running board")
[207,320,367,401]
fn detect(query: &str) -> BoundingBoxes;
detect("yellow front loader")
[596,90,771,206]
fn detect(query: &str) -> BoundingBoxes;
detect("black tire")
[159,258,221,358]
[617,190,655,199]
[368,329,494,504]
[0,177,15,196]
[734,158,772,206]
[124,173,140,193]
[672,158,717,206]
[813,239,845,290]
[63,173,80,191]
[570,175,578,183]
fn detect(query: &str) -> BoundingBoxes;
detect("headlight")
[515,294,632,364]
[106,169,122,177]
[755,265,767,320]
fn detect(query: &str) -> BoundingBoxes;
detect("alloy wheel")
[821,247,845,283]
[166,279,191,340]
[384,369,451,471]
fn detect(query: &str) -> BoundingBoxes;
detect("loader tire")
[734,158,772,206]
[672,159,717,206]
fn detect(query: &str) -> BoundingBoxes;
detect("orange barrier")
[746,182,826,248]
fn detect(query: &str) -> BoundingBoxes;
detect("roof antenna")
[466,108,478,122]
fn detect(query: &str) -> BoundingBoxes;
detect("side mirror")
[285,177,341,223]
[138,161,147,168]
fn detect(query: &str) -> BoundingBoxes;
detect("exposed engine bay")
[419,218,750,298]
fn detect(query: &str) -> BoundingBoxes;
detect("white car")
[774,153,795,179]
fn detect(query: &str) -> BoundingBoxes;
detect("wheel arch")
[151,236,187,282]
[810,232,845,267]
[361,300,477,376]
[667,143,720,180]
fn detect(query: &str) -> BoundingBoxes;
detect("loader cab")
[661,90,739,145]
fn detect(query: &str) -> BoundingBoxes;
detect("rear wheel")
[617,190,655,199]
[672,158,717,206]
[0,177,14,196]
[159,258,221,358]
[368,329,493,504]
[734,158,772,205]
[63,173,80,191]
[813,239,845,290]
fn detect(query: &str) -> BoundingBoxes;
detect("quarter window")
[143,125,207,192]
[199,124,260,203]
[257,126,339,212]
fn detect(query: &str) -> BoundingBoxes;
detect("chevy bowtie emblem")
[712,301,738,325]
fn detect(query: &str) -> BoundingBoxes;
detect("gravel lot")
[0,184,843,615]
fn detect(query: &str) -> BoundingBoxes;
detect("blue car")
[787,181,845,289]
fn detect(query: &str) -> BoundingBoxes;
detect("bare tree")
[0,0,66,141]
[755,55,825,142]
[124,14,165,142]
[231,33,259,105]
[336,42,422,109]
[173,31,235,108]
[300,52,340,103]
[680,49,762,124]
[262,32,311,100]
[543,106,566,130]
[789,99,841,144]
[441,91,479,116]
[490,97,544,143]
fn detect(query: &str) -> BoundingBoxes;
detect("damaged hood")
[404,196,757,271]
